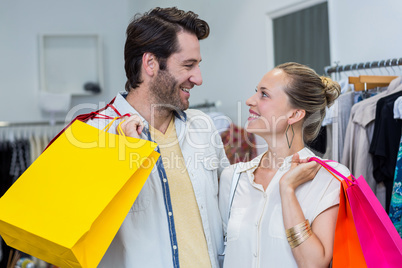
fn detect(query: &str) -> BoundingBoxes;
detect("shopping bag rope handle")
[44,98,129,152]
[101,114,132,132]
[308,157,354,185]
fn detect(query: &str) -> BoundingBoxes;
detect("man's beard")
[149,69,189,113]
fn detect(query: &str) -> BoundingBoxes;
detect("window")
[273,2,330,75]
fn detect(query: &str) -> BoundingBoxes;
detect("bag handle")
[44,98,130,151]
[308,157,354,185]
[102,117,124,133]
[116,121,125,136]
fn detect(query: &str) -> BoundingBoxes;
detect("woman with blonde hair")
[219,62,350,267]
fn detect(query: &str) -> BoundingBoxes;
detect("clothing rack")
[189,100,221,109]
[324,57,402,76]
[0,121,66,128]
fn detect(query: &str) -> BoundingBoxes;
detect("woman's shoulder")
[322,159,350,177]
[221,153,263,179]
[313,158,351,183]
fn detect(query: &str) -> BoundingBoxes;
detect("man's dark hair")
[124,7,210,91]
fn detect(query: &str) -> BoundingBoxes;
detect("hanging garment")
[322,78,351,127]
[9,139,31,182]
[220,124,257,164]
[332,91,354,162]
[389,135,402,237]
[394,96,402,119]
[342,76,402,209]
[0,141,13,198]
[369,91,402,211]
[306,126,327,156]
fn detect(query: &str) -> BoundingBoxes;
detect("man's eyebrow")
[183,59,202,64]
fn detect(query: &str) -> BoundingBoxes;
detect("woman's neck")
[261,136,304,170]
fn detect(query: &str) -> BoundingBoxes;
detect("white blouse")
[219,148,349,268]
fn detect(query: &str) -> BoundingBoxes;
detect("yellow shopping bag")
[0,120,159,268]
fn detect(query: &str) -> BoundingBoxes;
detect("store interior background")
[1,0,401,129]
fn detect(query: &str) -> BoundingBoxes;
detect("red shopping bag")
[310,157,402,268]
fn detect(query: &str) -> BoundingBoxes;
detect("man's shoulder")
[183,109,215,126]
[185,108,210,118]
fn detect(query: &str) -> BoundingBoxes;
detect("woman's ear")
[142,52,157,76]
[288,109,306,125]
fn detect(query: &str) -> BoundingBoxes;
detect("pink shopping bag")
[309,157,402,268]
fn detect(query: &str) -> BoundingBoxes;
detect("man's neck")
[126,89,174,134]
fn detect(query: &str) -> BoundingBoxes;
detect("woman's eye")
[262,92,269,98]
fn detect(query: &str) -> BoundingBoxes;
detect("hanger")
[349,75,398,92]
[348,76,365,91]
[359,75,398,89]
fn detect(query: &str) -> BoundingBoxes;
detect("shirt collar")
[235,147,315,173]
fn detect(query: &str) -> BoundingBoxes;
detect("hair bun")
[321,76,341,107]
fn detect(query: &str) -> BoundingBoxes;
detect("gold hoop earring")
[285,124,294,149]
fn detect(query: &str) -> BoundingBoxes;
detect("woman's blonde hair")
[276,62,341,143]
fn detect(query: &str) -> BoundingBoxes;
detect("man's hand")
[119,114,144,139]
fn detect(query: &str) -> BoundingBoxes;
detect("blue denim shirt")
[87,93,229,268]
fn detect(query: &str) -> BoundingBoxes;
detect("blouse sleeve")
[310,162,351,222]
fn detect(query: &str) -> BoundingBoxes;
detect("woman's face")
[245,68,294,138]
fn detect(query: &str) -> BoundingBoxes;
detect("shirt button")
[263,193,267,198]
[254,253,258,257]
[255,222,259,226]
[163,178,167,183]
[168,212,173,216]
[173,245,177,250]
[200,205,204,210]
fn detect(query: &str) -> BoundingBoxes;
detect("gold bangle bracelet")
[286,220,310,238]
[289,232,311,248]
[287,228,310,243]
[288,228,313,248]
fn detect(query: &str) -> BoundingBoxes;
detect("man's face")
[149,31,203,111]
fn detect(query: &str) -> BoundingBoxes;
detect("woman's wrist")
[279,180,296,196]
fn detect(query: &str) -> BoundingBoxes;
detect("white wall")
[328,0,402,65]
[1,0,402,125]
[129,0,402,126]
[0,0,130,123]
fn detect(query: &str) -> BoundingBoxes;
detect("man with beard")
[86,7,229,268]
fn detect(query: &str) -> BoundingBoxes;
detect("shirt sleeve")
[218,165,236,232]
[311,162,350,222]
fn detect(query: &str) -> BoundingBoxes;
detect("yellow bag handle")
[102,117,126,135]
[116,121,125,137]
[102,117,120,132]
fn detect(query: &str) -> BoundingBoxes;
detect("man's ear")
[142,52,157,76]
[288,109,306,125]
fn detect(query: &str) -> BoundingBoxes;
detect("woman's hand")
[118,113,144,139]
[279,153,320,193]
